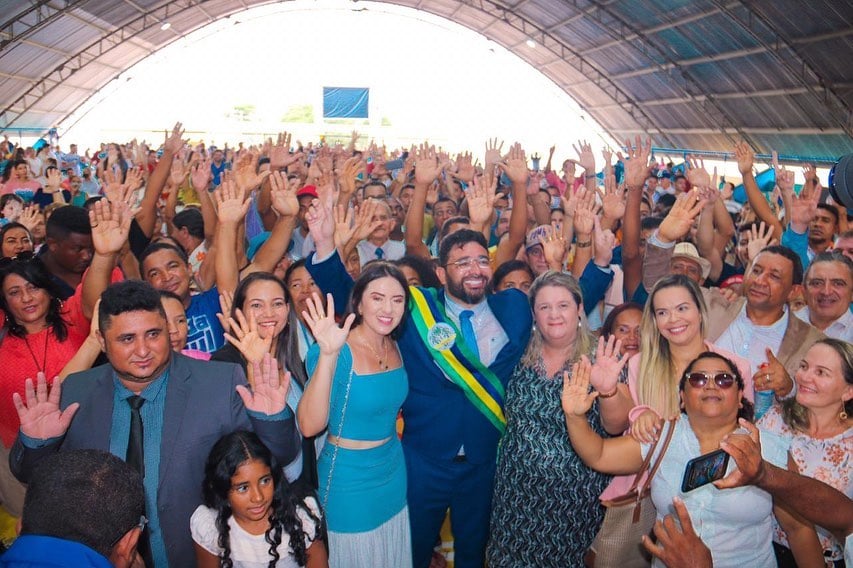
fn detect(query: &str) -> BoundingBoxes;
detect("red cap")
[296,185,318,199]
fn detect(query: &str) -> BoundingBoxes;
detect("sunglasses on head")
[685,372,737,389]
[0,250,36,268]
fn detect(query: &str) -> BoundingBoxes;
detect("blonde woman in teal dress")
[297,262,412,568]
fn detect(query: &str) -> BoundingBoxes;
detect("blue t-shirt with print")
[185,286,225,353]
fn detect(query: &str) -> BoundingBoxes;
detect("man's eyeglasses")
[446,256,490,270]
[0,251,36,268]
[684,372,736,390]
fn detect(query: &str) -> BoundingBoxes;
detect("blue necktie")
[459,310,480,359]
[375,247,384,259]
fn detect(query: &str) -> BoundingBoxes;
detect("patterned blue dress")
[487,362,612,567]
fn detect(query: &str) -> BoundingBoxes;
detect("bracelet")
[576,240,592,248]
[585,173,597,179]
[598,387,618,399]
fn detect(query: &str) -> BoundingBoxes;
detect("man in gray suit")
[10,280,299,567]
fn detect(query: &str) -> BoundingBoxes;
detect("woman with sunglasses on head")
[564,351,821,567]
[757,338,853,567]
[297,262,411,568]
[590,275,753,565]
[0,200,132,519]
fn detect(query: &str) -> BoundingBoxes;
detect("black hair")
[641,216,664,231]
[432,196,457,211]
[0,254,68,341]
[754,244,804,285]
[679,351,754,422]
[736,221,758,235]
[98,280,166,333]
[138,242,189,276]
[657,194,676,209]
[231,272,309,388]
[815,203,840,227]
[439,215,471,240]
[396,255,442,289]
[347,261,410,339]
[45,205,91,240]
[600,301,644,338]
[172,207,205,241]
[0,193,24,215]
[21,449,145,558]
[202,431,323,568]
[284,258,308,287]
[158,289,184,304]
[438,228,488,267]
[360,180,387,198]
[493,259,534,290]
[0,222,34,250]
[83,196,105,211]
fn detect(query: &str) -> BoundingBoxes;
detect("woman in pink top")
[591,275,752,565]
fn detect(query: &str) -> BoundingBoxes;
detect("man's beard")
[445,274,490,305]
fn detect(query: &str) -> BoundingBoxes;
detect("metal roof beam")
[0,1,90,54]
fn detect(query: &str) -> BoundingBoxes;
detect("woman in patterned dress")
[758,338,852,566]
[487,271,629,567]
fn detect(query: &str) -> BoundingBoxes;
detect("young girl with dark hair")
[191,431,327,568]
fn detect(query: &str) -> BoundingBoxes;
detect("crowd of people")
[0,126,850,568]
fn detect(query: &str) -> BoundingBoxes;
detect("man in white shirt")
[356,200,405,265]
[795,250,853,342]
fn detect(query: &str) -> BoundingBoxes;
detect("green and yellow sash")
[408,287,507,434]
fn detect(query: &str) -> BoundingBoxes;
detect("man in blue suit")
[10,280,299,568]
[306,225,530,568]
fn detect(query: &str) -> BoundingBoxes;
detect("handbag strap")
[643,418,676,488]
[629,418,676,524]
[625,417,670,495]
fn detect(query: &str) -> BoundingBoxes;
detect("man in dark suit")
[306,225,533,568]
[10,280,299,568]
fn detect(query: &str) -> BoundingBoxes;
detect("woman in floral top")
[758,338,852,566]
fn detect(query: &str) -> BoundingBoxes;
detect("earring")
[840,399,848,422]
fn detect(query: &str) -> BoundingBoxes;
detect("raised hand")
[453,152,476,183]
[746,221,776,262]
[224,308,273,364]
[686,155,711,189]
[537,224,567,269]
[498,142,529,186]
[601,147,613,174]
[657,190,708,243]
[617,136,652,190]
[561,356,598,417]
[13,373,79,440]
[269,170,298,218]
[414,143,441,186]
[789,182,821,232]
[169,157,188,187]
[163,122,185,155]
[333,204,355,250]
[589,335,627,394]
[216,291,234,336]
[18,205,41,234]
[90,199,133,255]
[301,293,355,356]
[715,419,765,489]
[349,199,384,244]
[191,159,212,192]
[45,168,62,191]
[269,131,302,170]
[236,353,290,416]
[484,137,504,169]
[213,179,250,224]
[572,139,596,173]
[734,141,754,176]
[467,173,501,228]
[233,150,270,195]
[124,166,144,192]
[599,172,626,222]
[754,348,792,396]
[305,191,335,248]
[572,188,599,237]
[338,156,365,197]
[630,409,663,444]
[592,216,616,267]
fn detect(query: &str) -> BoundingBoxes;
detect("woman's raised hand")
[562,355,598,417]
[589,335,628,394]
[302,293,355,355]
[223,308,272,364]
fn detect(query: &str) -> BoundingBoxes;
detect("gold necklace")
[359,333,388,371]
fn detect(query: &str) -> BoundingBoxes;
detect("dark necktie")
[375,247,384,259]
[126,395,152,567]
[127,396,145,478]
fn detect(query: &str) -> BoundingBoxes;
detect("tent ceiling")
[1,0,851,160]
